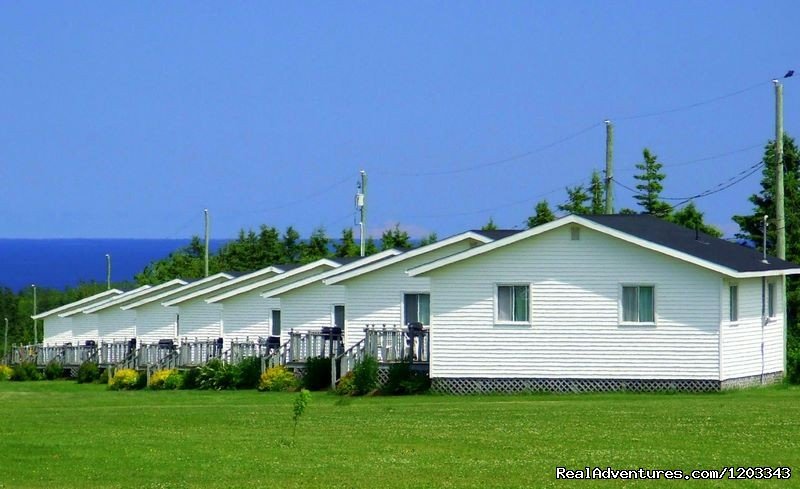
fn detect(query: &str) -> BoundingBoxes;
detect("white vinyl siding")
[343,240,478,349]
[280,282,345,343]
[427,226,721,380]
[72,314,100,345]
[96,308,137,343]
[221,294,279,343]
[720,277,784,380]
[43,316,73,346]
[135,304,179,345]
[177,300,223,341]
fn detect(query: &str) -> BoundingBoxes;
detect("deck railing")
[336,338,366,378]
[287,329,342,363]
[99,341,134,367]
[363,325,429,363]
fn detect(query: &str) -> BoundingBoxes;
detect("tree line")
[1,135,799,383]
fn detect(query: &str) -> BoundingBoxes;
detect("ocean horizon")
[0,239,229,292]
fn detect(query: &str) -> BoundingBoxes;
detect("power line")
[615,79,774,122]
[615,143,764,173]
[378,122,603,177]
[614,161,765,205]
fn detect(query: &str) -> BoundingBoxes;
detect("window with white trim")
[729,285,738,322]
[403,293,430,325]
[271,309,281,336]
[768,282,776,318]
[496,285,529,322]
[621,285,655,323]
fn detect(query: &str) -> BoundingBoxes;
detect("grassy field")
[0,382,798,488]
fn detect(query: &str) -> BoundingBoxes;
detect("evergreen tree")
[300,227,331,263]
[364,237,379,255]
[633,148,672,217]
[590,170,605,214]
[381,224,412,250]
[481,218,498,231]
[668,202,722,238]
[557,185,590,215]
[418,233,438,247]
[333,228,360,258]
[136,236,210,285]
[526,200,556,228]
[280,227,302,263]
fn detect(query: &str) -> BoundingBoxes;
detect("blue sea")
[0,239,229,292]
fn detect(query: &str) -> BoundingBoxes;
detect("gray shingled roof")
[471,229,522,240]
[582,214,799,273]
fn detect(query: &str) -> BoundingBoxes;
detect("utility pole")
[358,170,367,257]
[604,120,614,214]
[774,80,786,260]
[204,208,210,277]
[31,284,37,345]
[105,254,112,290]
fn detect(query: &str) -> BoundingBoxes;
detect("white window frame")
[768,282,776,318]
[270,309,281,337]
[729,284,738,322]
[401,292,431,326]
[494,283,531,325]
[331,304,345,331]
[619,284,656,326]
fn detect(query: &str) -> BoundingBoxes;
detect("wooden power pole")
[604,120,614,214]
[774,80,786,260]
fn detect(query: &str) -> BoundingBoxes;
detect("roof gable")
[161,266,289,306]
[82,279,187,313]
[31,289,123,320]
[120,273,234,310]
[408,215,800,279]
[323,231,493,285]
[205,258,344,303]
[59,285,152,317]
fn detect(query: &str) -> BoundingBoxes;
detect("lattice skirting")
[431,372,784,395]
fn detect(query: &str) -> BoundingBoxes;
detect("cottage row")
[30,215,800,393]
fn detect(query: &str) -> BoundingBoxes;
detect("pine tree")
[381,224,412,250]
[481,218,498,231]
[333,228,360,258]
[669,202,722,238]
[364,237,379,255]
[300,227,331,263]
[280,227,302,263]
[418,233,438,247]
[557,185,590,215]
[633,149,672,217]
[526,200,556,228]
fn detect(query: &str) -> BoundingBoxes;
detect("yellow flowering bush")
[258,366,298,392]
[149,369,183,390]
[109,368,139,390]
[0,365,12,381]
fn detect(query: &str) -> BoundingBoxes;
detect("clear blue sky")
[1,1,797,239]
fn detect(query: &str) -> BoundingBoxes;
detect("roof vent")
[570,226,580,241]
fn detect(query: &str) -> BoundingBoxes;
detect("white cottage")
[323,230,517,349]
[257,250,402,345]
[35,289,123,346]
[60,285,152,346]
[161,266,289,344]
[83,279,187,344]
[121,273,233,345]
[407,214,800,393]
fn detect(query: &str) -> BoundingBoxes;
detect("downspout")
[761,276,766,384]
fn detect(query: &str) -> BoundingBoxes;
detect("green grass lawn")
[0,382,798,488]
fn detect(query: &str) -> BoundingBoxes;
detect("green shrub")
[334,371,356,396]
[352,355,378,395]
[182,368,200,389]
[98,369,109,385]
[303,357,332,391]
[109,368,140,390]
[150,369,183,390]
[11,362,41,381]
[77,362,100,384]
[787,337,800,384]
[0,365,13,381]
[44,362,64,380]
[198,359,240,390]
[258,366,299,392]
[382,361,431,395]
[237,357,261,389]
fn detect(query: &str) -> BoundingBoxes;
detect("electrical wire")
[615,143,764,173]
[378,122,603,177]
